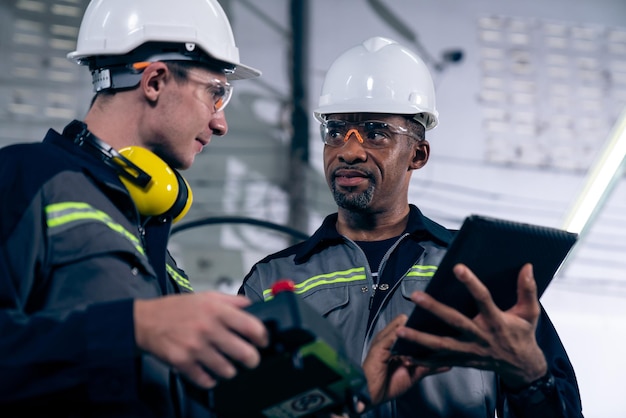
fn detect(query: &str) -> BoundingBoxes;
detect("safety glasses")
[185,70,233,113]
[131,62,233,112]
[320,119,421,148]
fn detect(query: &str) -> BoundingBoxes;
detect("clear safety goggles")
[93,61,233,112]
[320,119,421,149]
[184,69,233,112]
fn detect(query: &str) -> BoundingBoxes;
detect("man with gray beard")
[240,36,583,418]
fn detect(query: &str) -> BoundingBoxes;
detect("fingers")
[449,263,542,336]
[394,264,547,380]
[453,263,540,322]
[373,314,408,347]
[452,264,499,318]
[180,363,219,389]
[190,293,268,372]
[396,321,474,364]
[406,290,480,339]
[366,314,408,367]
[205,291,254,308]
[175,328,260,389]
[512,263,541,322]
[220,299,270,349]
[133,293,270,389]
[206,307,268,369]
[363,314,411,404]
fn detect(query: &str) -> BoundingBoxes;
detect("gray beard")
[332,183,375,211]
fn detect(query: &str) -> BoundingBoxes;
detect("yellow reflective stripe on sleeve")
[166,264,193,291]
[262,267,367,300]
[405,264,438,277]
[45,202,145,256]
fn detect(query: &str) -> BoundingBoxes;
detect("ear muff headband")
[171,170,193,224]
[62,120,192,223]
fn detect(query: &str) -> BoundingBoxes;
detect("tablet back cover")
[392,214,578,357]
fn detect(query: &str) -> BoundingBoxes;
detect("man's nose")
[210,110,228,136]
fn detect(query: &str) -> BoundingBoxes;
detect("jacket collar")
[294,204,454,263]
[44,125,123,188]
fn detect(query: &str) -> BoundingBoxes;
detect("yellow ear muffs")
[61,120,192,223]
[169,171,193,224]
[117,146,193,223]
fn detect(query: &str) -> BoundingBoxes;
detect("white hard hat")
[67,0,260,83]
[314,36,438,130]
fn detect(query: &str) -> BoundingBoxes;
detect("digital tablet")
[391,214,578,357]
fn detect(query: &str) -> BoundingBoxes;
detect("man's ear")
[140,62,169,102]
[409,140,430,170]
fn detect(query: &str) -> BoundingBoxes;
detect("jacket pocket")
[400,276,431,300]
[301,284,350,317]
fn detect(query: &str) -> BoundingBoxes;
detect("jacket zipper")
[364,233,421,343]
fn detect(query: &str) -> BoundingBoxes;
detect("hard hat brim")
[313,101,438,130]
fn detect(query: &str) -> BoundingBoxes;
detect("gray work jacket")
[241,206,583,418]
[0,127,199,417]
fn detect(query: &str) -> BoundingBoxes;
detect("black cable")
[170,216,310,241]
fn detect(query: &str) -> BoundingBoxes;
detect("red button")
[271,279,296,295]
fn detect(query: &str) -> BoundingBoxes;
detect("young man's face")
[142,64,230,170]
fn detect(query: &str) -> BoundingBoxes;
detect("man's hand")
[396,263,547,389]
[134,292,269,389]
[363,315,449,405]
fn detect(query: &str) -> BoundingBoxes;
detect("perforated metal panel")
[478,15,626,172]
